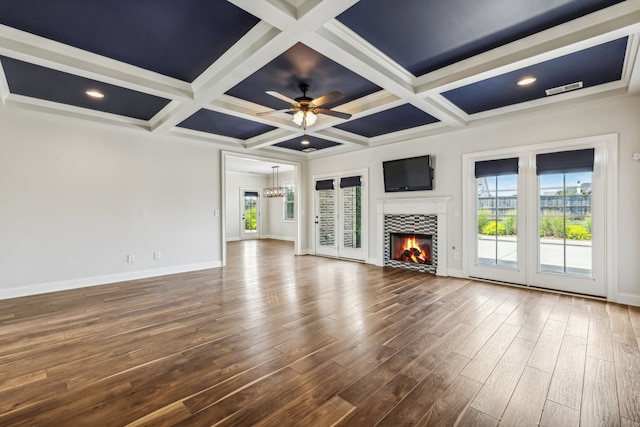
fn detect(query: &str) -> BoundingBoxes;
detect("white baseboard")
[0,261,222,300]
[261,235,295,242]
[616,292,640,307]
[446,268,465,278]
[226,236,241,242]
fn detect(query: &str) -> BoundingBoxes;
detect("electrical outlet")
[154,251,161,260]
[454,251,460,261]
[127,254,135,263]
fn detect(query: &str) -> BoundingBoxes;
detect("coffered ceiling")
[0,0,638,158]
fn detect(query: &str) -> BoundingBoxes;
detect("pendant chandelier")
[263,165,286,198]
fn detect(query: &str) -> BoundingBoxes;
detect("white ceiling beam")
[313,127,369,147]
[5,94,150,130]
[151,0,361,134]
[0,25,193,101]
[169,127,245,147]
[414,0,640,95]
[629,36,640,94]
[207,94,301,132]
[244,128,303,150]
[0,60,9,105]
[150,22,287,132]
[227,0,298,30]
[308,23,468,127]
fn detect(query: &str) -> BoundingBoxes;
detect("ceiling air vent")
[545,81,583,96]
[302,148,317,153]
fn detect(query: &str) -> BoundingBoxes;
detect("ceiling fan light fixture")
[292,110,317,127]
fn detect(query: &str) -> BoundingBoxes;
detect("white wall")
[263,171,296,241]
[0,107,223,299]
[306,94,640,305]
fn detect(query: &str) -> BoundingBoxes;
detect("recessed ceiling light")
[301,139,310,145]
[86,90,104,99]
[517,77,537,86]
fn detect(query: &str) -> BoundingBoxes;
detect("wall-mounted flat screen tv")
[383,155,433,192]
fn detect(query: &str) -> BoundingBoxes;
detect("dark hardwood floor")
[1,239,639,426]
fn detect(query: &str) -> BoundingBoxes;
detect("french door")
[314,172,367,261]
[240,189,260,240]
[465,136,615,297]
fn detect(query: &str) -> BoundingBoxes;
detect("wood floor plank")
[294,396,355,427]
[454,312,508,358]
[471,337,536,419]
[609,303,639,347]
[581,356,621,426]
[338,331,436,406]
[565,297,590,339]
[334,373,418,427]
[0,240,636,425]
[417,375,483,426]
[460,323,520,383]
[376,353,471,427]
[587,301,614,362]
[612,341,640,422]
[547,334,587,410]
[499,366,552,426]
[455,407,499,427]
[539,400,580,427]
[515,294,557,342]
[527,319,566,373]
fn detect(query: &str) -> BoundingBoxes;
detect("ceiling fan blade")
[256,109,293,116]
[266,91,296,105]
[315,108,352,120]
[311,91,342,107]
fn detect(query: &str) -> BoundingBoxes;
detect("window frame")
[283,182,295,221]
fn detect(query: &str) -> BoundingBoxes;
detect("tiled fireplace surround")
[376,198,450,276]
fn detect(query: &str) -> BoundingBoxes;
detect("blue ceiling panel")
[226,43,380,110]
[338,0,625,76]
[0,0,259,82]
[335,104,439,138]
[1,56,170,120]
[274,135,341,152]
[177,109,276,140]
[442,37,628,115]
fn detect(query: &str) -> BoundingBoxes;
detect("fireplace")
[377,197,449,275]
[390,233,433,265]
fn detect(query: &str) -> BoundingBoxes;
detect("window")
[283,184,294,221]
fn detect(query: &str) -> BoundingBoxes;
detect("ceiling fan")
[257,83,352,130]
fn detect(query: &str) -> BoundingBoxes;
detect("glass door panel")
[538,172,592,277]
[469,157,525,285]
[476,175,518,268]
[316,186,338,257]
[241,190,259,240]
[339,184,365,260]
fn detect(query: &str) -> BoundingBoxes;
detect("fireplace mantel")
[376,197,450,275]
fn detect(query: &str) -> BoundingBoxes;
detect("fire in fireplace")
[390,233,433,265]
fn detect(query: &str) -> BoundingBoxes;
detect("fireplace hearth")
[390,233,433,265]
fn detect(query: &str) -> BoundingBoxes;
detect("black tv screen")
[383,155,433,192]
